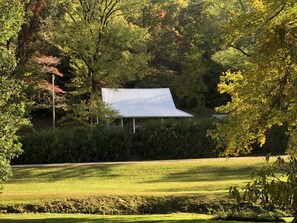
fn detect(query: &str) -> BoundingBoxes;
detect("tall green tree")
[0,0,29,191]
[210,0,297,221]
[0,77,29,191]
[15,0,47,74]
[0,0,24,75]
[204,0,251,70]
[131,0,210,112]
[44,0,150,125]
[211,0,297,155]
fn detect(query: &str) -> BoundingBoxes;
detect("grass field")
[0,157,274,204]
[0,213,291,223]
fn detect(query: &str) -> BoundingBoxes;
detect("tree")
[210,0,297,155]
[34,55,66,129]
[209,0,297,221]
[15,0,47,74]
[43,0,150,125]
[0,0,24,75]
[0,77,29,191]
[0,0,29,191]
[130,0,210,113]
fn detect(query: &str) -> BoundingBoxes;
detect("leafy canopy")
[210,0,297,156]
[209,0,297,219]
[0,0,24,74]
[0,77,29,189]
[0,0,29,191]
[44,0,150,125]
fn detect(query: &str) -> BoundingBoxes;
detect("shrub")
[136,118,221,160]
[215,209,284,222]
[14,126,130,164]
[15,118,287,164]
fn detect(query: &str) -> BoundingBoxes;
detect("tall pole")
[52,74,55,129]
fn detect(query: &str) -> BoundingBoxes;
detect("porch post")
[121,118,124,128]
[133,118,136,134]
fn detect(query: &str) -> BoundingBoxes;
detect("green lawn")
[0,157,274,204]
[0,213,291,223]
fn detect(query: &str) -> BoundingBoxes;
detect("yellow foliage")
[250,0,266,11]
[210,0,297,156]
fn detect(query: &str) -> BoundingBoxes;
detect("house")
[211,114,227,121]
[102,88,193,133]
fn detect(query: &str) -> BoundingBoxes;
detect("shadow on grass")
[140,166,256,185]
[11,161,261,184]
[0,218,219,223]
[11,164,121,183]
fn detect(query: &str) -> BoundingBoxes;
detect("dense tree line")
[2,0,232,127]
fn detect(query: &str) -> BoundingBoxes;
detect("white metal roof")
[211,114,227,120]
[102,88,193,118]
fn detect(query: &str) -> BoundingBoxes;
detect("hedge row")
[15,127,130,164]
[136,119,287,160]
[14,119,287,164]
[136,119,220,160]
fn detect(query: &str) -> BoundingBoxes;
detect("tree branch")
[238,0,245,12]
[265,3,286,23]
[229,44,251,57]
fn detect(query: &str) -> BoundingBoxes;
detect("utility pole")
[52,74,55,129]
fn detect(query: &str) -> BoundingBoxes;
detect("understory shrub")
[136,118,220,160]
[14,126,130,164]
[215,209,284,222]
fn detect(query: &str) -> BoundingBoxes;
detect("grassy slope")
[0,213,290,223]
[0,157,274,204]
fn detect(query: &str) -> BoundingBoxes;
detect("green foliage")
[0,0,28,191]
[59,93,117,127]
[18,119,220,163]
[0,77,29,190]
[130,0,211,111]
[137,118,286,160]
[0,0,24,75]
[205,0,251,70]
[43,0,150,124]
[210,0,297,156]
[215,208,284,222]
[209,2,297,216]
[0,0,24,42]
[16,126,130,164]
[230,156,297,211]
[136,119,220,160]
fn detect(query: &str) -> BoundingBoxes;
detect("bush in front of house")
[15,118,288,164]
[15,119,221,164]
[14,126,130,164]
[135,118,288,160]
[136,119,221,160]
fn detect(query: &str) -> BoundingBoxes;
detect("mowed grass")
[0,213,290,223]
[0,157,275,204]
[0,213,212,223]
